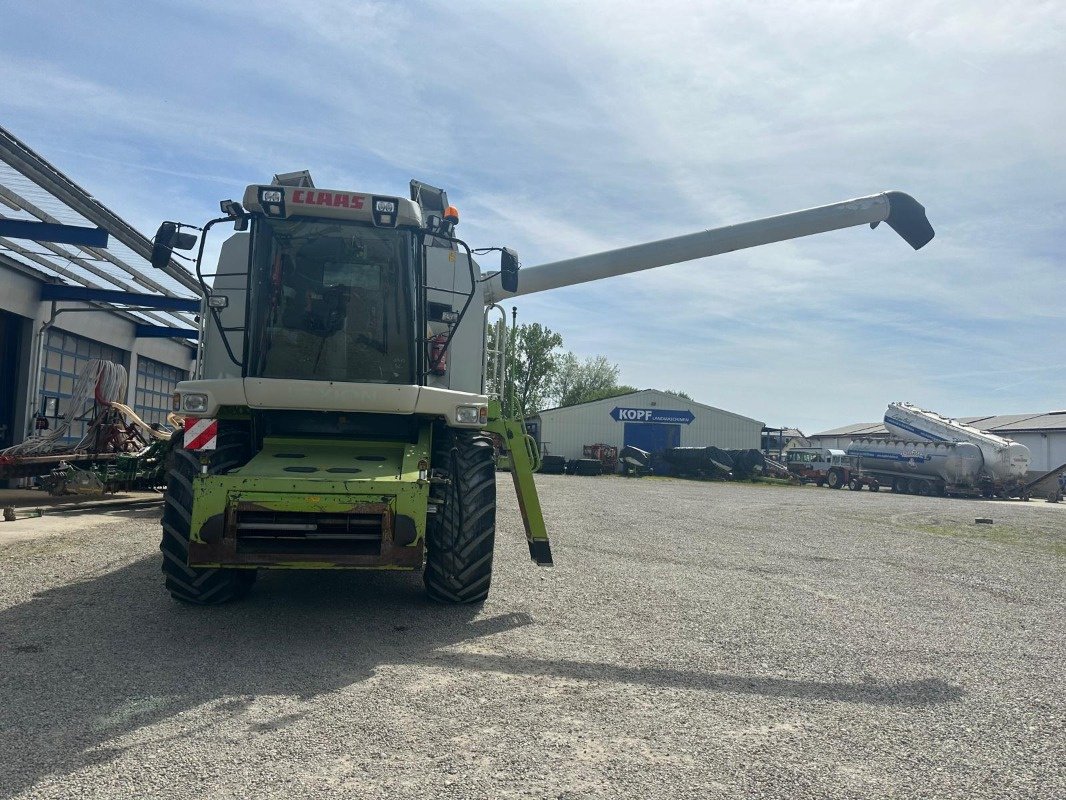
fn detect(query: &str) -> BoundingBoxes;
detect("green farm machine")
[150,173,933,604]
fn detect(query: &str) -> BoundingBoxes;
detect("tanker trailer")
[846,438,984,496]
[883,402,1030,495]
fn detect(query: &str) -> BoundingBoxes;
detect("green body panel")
[487,398,552,564]
[188,425,431,570]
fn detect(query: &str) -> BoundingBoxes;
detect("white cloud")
[1,0,1062,429]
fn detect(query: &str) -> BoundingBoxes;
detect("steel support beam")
[39,283,200,312]
[135,323,199,340]
[0,219,109,247]
[0,124,202,294]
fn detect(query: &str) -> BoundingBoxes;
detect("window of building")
[134,356,187,428]
[39,329,127,443]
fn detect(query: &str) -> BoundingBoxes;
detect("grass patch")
[914,521,1066,556]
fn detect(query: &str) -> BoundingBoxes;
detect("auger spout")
[484,191,933,304]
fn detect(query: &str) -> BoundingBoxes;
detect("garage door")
[134,356,187,428]
[39,328,127,443]
[623,422,680,453]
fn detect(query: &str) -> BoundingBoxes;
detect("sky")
[1,0,1063,433]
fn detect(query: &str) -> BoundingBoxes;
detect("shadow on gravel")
[0,553,532,798]
[435,653,964,706]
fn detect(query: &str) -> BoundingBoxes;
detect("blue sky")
[1,0,1063,432]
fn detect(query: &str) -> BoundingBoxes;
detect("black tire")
[892,477,906,493]
[827,470,843,490]
[540,455,566,474]
[918,481,932,496]
[848,477,861,491]
[160,426,257,605]
[424,427,496,604]
[816,478,825,487]
[575,458,602,476]
[870,482,880,492]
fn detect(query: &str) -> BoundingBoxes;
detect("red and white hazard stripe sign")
[183,418,218,451]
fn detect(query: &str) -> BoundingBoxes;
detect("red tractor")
[786,448,879,491]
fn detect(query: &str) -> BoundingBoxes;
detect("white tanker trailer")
[846,438,986,496]
[880,402,1030,495]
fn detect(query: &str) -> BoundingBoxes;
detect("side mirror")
[500,247,520,294]
[150,222,198,269]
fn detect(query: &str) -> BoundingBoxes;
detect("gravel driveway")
[1,477,1063,798]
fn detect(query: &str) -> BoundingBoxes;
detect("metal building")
[0,126,197,455]
[809,412,1066,474]
[529,389,764,461]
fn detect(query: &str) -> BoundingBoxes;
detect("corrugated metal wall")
[533,390,763,460]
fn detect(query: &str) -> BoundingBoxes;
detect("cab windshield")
[247,217,418,384]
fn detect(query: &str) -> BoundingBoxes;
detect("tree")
[555,354,627,407]
[661,389,691,400]
[488,322,563,414]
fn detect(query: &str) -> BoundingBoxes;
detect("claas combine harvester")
[149,172,934,604]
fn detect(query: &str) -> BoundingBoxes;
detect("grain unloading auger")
[150,177,933,605]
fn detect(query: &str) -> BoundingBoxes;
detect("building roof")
[535,388,765,427]
[0,125,199,333]
[812,410,1066,439]
[809,422,888,438]
[975,411,1066,432]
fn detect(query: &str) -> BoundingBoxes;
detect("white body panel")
[177,377,486,427]
[424,245,484,394]
[200,232,249,381]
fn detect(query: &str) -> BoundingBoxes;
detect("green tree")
[489,322,564,414]
[661,389,691,400]
[555,354,628,407]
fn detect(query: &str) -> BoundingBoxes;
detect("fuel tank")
[847,438,984,486]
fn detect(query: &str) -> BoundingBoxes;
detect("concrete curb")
[3,496,162,518]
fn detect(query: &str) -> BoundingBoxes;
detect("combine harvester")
[847,402,1030,497]
[147,175,934,604]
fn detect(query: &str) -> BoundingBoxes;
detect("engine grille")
[233,508,385,556]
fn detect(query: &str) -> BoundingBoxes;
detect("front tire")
[160,426,257,605]
[424,427,496,604]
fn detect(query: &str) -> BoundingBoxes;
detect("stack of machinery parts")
[726,448,766,480]
[619,445,650,476]
[0,360,175,493]
[660,446,734,478]
[567,457,605,476]
[582,443,619,473]
[539,455,567,475]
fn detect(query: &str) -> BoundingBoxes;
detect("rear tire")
[160,426,257,605]
[424,427,496,604]
[827,470,843,489]
[918,481,932,496]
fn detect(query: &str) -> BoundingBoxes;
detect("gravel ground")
[1,476,1063,799]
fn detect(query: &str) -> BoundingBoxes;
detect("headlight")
[182,393,208,412]
[455,405,483,425]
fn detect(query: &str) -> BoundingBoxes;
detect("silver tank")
[883,402,1030,483]
[847,438,984,486]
